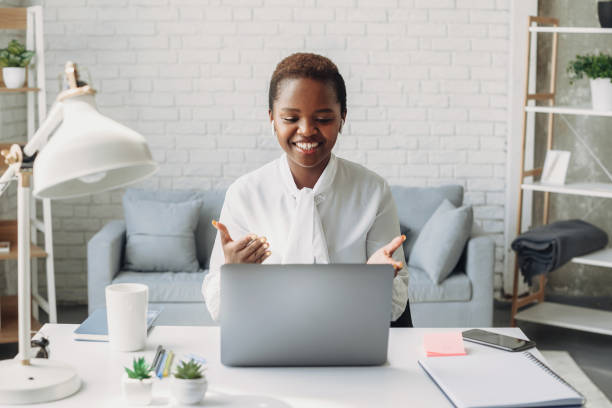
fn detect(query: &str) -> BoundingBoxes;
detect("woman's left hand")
[367,235,406,276]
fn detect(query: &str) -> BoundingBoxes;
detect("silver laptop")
[220,264,394,367]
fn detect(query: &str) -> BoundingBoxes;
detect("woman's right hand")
[212,220,271,264]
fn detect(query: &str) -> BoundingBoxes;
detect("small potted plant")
[0,39,35,89]
[122,357,153,406]
[567,53,612,111]
[171,359,208,405]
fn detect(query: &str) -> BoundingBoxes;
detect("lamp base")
[0,358,80,404]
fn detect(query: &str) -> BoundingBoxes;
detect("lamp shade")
[33,93,158,199]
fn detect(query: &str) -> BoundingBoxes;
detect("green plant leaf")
[173,359,205,379]
[19,51,34,67]
[0,40,34,67]
[567,53,612,84]
[124,357,151,380]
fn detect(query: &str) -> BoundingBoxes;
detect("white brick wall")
[15,0,509,303]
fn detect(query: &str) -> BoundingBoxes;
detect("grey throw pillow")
[123,195,202,272]
[408,199,473,284]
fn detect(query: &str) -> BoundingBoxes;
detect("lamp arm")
[23,101,64,157]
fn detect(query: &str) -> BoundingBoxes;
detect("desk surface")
[14,325,538,408]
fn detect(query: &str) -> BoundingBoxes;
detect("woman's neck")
[288,155,331,189]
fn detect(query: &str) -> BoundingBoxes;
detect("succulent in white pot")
[171,359,208,405]
[122,357,153,406]
[567,53,612,111]
[0,39,35,89]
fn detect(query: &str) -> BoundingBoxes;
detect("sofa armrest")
[465,235,495,325]
[87,220,126,314]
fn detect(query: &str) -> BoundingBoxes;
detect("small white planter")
[2,67,26,89]
[121,373,153,406]
[590,78,612,111]
[171,376,208,405]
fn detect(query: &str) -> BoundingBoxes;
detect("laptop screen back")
[220,264,394,367]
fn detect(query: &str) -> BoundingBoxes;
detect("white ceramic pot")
[121,373,153,406]
[171,376,208,405]
[2,67,25,89]
[590,78,612,111]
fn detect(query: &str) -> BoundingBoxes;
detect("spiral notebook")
[419,351,585,408]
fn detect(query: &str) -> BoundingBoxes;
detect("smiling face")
[269,77,346,186]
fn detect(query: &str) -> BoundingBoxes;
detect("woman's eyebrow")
[280,108,335,113]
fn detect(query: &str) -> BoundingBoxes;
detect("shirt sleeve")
[202,185,251,322]
[365,182,410,322]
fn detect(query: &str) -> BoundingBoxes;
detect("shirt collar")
[279,153,338,201]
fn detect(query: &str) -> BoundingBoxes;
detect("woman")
[202,53,409,322]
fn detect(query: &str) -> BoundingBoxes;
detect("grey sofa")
[88,185,494,327]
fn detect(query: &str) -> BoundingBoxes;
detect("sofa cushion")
[124,188,226,269]
[407,266,472,303]
[112,270,207,303]
[409,199,473,284]
[391,185,463,257]
[123,194,202,272]
[193,190,225,269]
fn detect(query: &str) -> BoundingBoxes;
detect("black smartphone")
[462,329,536,352]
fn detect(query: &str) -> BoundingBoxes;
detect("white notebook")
[419,351,585,408]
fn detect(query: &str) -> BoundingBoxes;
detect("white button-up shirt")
[202,153,409,321]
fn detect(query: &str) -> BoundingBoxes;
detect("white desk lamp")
[0,62,158,404]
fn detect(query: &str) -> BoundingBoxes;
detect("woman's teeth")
[295,142,319,152]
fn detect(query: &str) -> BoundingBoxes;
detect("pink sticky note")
[423,332,467,357]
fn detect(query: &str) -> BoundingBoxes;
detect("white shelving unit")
[524,106,612,117]
[521,182,612,198]
[572,248,612,268]
[511,18,612,336]
[0,7,57,345]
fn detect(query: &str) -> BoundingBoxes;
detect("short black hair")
[268,52,347,114]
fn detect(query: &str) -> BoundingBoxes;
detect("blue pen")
[156,350,168,379]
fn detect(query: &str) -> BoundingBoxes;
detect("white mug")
[105,283,148,351]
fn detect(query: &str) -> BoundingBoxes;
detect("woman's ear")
[339,119,345,134]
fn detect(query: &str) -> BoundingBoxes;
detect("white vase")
[121,373,153,406]
[2,67,26,89]
[590,78,612,111]
[171,376,208,405]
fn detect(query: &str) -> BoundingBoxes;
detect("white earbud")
[339,119,345,134]
[270,120,276,137]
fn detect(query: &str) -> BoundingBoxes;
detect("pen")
[156,350,167,379]
[163,350,174,378]
[151,345,163,372]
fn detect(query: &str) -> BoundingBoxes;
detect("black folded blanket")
[511,219,608,284]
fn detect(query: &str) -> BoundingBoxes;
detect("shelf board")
[529,26,612,34]
[0,220,46,260]
[521,181,612,198]
[524,105,612,117]
[0,87,39,93]
[515,301,612,336]
[0,295,41,344]
[572,247,612,268]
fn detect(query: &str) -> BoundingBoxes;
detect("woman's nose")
[298,119,317,136]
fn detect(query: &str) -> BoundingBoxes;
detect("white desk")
[12,325,539,407]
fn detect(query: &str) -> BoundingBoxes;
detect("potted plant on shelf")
[122,357,153,406]
[0,39,35,89]
[567,53,612,111]
[171,359,208,405]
